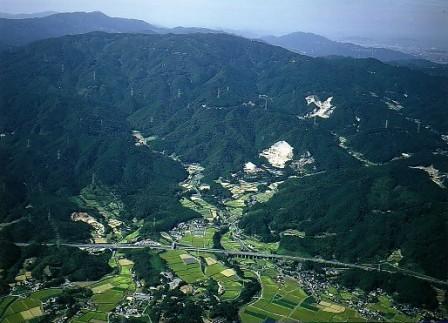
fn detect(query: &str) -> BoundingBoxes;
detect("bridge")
[15,242,448,287]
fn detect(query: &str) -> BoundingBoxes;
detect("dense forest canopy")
[0,32,447,288]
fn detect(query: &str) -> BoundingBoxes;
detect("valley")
[2,137,444,322]
[0,31,446,322]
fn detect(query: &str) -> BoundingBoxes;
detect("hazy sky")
[1,0,447,43]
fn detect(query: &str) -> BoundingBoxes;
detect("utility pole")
[385,119,389,129]
[93,70,96,81]
[417,121,421,133]
[259,95,269,111]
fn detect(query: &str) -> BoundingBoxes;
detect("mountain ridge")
[262,31,416,62]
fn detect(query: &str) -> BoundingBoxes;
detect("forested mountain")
[262,32,415,62]
[391,58,448,78]
[0,11,418,66]
[0,11,220,51]
[0,11,58,19]
[0,11,156,48]
[0,32,447,289]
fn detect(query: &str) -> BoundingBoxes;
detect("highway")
[15,242,448,287]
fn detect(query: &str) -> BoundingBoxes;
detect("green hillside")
[0,32,446,298]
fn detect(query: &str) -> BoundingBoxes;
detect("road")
[15,242,448,287]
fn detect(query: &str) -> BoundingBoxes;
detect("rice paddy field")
[221,232,243,251]
[160,250,206,284]
[0,288,62,323]
[366,295,417,322]
[179,227,216,248]
[204,255,243,300]
[244,237,279,253]
[240,275,366,323]
[161,250,244,300]
[72,255,135,323]
[180,196,218,220]
[322,287,416,322]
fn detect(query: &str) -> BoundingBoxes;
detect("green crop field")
[180,227,216,248]
[0,296,17,318]
[2,296,43,322]
[0,288,63,322]
[367,295,416,322]
[73,255,135,322]
[221,232,242,251]
[240,274,366,323]
[73,310,108,323]
[180,197,217,220]
[30,288,63,301]
[161,250,206,283]
[224,198,246,208]
[204,257,243,300]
